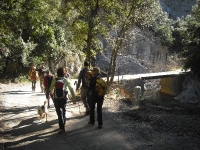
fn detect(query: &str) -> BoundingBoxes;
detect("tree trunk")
[107,29,126,90]
[86,22,92,67]
[86,0,99,67]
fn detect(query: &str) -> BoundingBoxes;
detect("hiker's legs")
[34,80,37,91]
[89,99,96,124]
[33,82,35,91]
[81,87,90,112]
[32,80,36,91]
[39,76,44,92]
[45,88,50,107]
[97,98,104,126]
[62,98,67,125]
[31,81,34,91]
[54,99,65,130]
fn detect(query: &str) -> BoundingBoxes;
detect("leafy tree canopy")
[0,0,193,80]
[179,0,200,76]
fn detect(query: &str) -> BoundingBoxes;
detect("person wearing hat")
[76,61,90,115]
[87,67,104,129]
[43,70,54,108]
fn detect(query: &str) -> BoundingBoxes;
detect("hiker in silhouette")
[76,61,90,115]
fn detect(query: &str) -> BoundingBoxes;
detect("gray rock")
[174,77,200,104]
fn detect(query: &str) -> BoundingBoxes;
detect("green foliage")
[103,0,162,88]
[0,0,75,78]
[178,0,200,76]
[63,0,111,62]
[139,1,174,46]
[169,19,184,53]
[0,0,183,80]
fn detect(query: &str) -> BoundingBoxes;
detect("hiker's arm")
[76,70,82,90]
[66,80,76,102]
[50,79,56,95]
[43,76,47,91]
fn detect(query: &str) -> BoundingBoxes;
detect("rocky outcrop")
[96,28,169,76]
[175,76,200,104]
[95,1,197,76]
[159,0,196,19]
[48,53,82,76]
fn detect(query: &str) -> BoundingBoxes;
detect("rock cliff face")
[159,0,196,19]
[96,1,197,76]
[96,28,169,75]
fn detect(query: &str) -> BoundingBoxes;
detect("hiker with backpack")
[50,67,76,134]
[87,67,107,129]
[76,61,90,115]
[43,70,54,108]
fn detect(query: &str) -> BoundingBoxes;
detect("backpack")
[31,71,37,80]
[46,75,53,88]
[95,77,107,97]
[29,70,32,77]
[54,78,66,99]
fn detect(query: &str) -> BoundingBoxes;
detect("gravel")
[0,81,200,150]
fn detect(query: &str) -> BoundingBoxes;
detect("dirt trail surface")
[0,80,200,150]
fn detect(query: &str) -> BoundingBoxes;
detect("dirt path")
[0,81,200,150]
